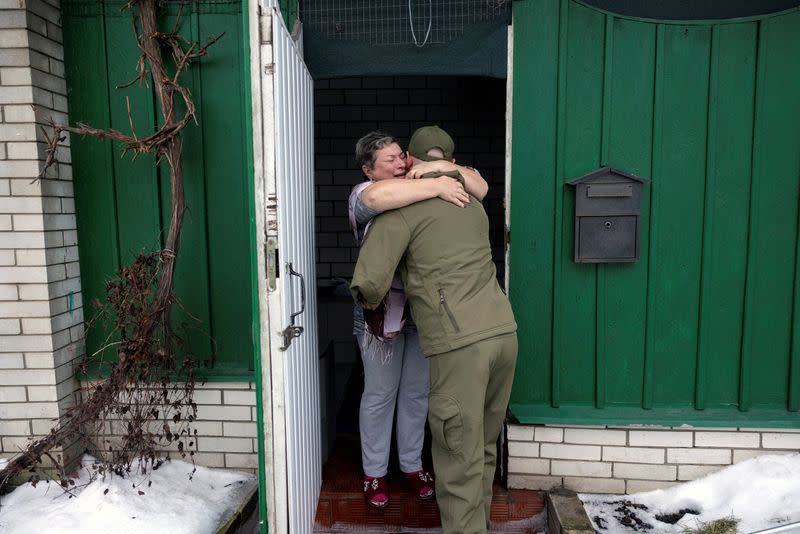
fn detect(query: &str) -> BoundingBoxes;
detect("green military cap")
[408,125,454,162]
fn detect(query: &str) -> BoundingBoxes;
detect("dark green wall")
[509,0,800,426]
[63,0,254,378]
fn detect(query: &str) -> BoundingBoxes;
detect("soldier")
[351,126,518,533]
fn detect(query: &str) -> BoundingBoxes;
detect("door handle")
[279,262,305,351]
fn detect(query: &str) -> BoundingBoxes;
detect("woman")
[349,129,487,508]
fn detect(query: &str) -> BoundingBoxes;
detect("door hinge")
[266,237,278,291]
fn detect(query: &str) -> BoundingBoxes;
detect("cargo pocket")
[428,394,464,453]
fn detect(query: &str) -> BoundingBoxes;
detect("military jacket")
[350,190,517,356]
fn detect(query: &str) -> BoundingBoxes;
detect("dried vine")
[0,0,222,491]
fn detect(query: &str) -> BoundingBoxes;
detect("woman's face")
[362,142,409,182]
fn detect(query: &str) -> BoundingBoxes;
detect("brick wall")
[87,381,259,472]
[0,3,258,474]
[0,0,84,468]
[313,75,507,281]
[507,424,800,494]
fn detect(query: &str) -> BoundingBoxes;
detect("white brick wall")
[0,3,83,471]
[508,424,800,494]
[0,3,261,477]
[83,381,259,472]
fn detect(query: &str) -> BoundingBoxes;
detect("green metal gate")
[509,0,800,426]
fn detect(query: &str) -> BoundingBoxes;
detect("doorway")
[312,75,510,529]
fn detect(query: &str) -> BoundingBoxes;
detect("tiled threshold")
[314,435,546,533]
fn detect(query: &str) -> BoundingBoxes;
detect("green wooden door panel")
[509,0,560,406]
[647,24,710,407]
[198,11,254,372]
[557,0,604,405]
[742,12,800,409]
[63,0,254,378]
[696,23,757,408]
[601,18,655,407]
[157,10,215,363]
[510,0,800,425]
[104,14,161,265]
[63,8,119,364]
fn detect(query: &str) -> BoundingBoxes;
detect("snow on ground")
[0,455,256,534]
[581,454,800,533]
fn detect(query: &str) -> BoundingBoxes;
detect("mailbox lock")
[604,221,613,229]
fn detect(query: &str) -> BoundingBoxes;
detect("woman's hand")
[434,176,470,207]
[408,160,488,200]
[406,160,456,180]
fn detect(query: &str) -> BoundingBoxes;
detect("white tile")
[564,428,626,446]
[625,479,678,493]
[564,477,625,494]
[507,424,534,441]
[534,426,564,443]
[0,231,45,248]
[16,249,47,266]
[0,318,21,334]
[551,460,611,478]
[694,431,759,448]
[0,385,26,402]
[2,104,36,123]
[762,433,800,449]
[667,448,731,465]
[540,443,601,461]
[225,453,258,470]
[0,401,59,418]
[508,457,550,475]
[0,419,31,435]
[733,448,797,463]
[678,464,721,481]
[0,29,29,49]
[27,384,57,401]
[0,334,53,351]
[199,437,253,453]
[507,474,562,491]
[508,441,539,458]
[223,389,256,405]
[614,462,676,481]
[223,422,257,438]
[602,446,666,464]
[0,160,39,177]
[630,430,693,447]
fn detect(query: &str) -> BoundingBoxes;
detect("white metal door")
[272,11,321,533]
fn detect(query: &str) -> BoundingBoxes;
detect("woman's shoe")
[363,475,389,508]
[406,470,434,500]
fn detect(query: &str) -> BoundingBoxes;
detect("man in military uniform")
[351,126,518,534]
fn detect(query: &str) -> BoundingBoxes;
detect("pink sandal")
[363,475,389,508]
[406,470,435,500]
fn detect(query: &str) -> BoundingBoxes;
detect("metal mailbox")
[567,167,649,263]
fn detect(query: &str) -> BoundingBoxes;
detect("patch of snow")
[0,455,256,534]
[582,454,800,533]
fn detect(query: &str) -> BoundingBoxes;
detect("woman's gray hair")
[355,131,398,169]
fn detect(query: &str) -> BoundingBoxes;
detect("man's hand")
[433,176,469,207]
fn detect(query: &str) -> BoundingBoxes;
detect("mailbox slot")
[587,184,632,198]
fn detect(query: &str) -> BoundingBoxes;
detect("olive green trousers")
[427,332,518,534]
